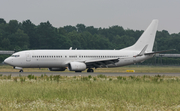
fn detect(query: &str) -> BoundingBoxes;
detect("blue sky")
[1,0,179,33]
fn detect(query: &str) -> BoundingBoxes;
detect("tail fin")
[123,19,158,52]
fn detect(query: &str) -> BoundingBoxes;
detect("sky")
[0,0,179,34]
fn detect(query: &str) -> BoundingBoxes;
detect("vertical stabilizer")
[123,19,158,52]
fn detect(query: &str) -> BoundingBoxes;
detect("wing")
[84,58,119,68]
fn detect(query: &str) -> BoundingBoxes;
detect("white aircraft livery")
[3,19,173,72]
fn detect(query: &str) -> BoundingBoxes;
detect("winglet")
[69,47,72,50]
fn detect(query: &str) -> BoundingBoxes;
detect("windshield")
[11,55,20,57]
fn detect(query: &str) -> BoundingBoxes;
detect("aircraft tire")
[19,70,23,72]
[90,69,94,72]
[87,68,94,73]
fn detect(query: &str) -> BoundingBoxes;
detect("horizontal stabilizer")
[145,49,176,55]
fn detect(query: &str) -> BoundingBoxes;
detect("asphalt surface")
[0,72,180,77]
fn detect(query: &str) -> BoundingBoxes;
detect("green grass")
[0,75,180,110]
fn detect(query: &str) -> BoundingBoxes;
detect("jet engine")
[68,62,86,71]
[48,67,66,71]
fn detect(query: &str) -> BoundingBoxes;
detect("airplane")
[3,19,174,73]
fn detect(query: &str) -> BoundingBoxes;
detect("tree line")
[0,18,180,64]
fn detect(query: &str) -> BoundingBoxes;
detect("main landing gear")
[19,69,23,72]
[87,68,94,73]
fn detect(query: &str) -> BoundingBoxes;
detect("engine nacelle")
[14,66,23,70]
[48,67,66,71]
[68,62,86,71]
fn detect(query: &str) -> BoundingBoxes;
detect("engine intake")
[68,62,86,71]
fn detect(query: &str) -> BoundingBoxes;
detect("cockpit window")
[11,55,20,57]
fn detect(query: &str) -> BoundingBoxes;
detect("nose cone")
[4,57,12,65]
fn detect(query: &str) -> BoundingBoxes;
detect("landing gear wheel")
[87,68,94,73]
[19,69,23,72]
[87,69,90,72]
[90,69,94,72]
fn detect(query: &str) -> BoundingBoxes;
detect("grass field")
[1,65,180,73]
[0,74,180,110]
[1,65,180,110]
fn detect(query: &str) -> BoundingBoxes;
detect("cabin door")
[26,52,31,62]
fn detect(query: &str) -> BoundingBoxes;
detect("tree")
[66,31,82,48]
[58,27,66,35]
[1,38,10,49]
[76,24,86,33]
[63,25,77,33]
[85,26,98,35]
[22,20,36,49]
[0,18,6,24]
[36,21,58,49]
[80,31,93,49]
[9,29,29,50]
[94,35,111,49]
[57,35,72,49]
[111,35,135,49]
[6,20,19,34]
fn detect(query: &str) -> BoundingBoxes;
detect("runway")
[0,72,180,77]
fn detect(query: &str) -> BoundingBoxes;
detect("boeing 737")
[3,19,173,73]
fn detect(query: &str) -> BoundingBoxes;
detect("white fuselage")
[4,49,153,68]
